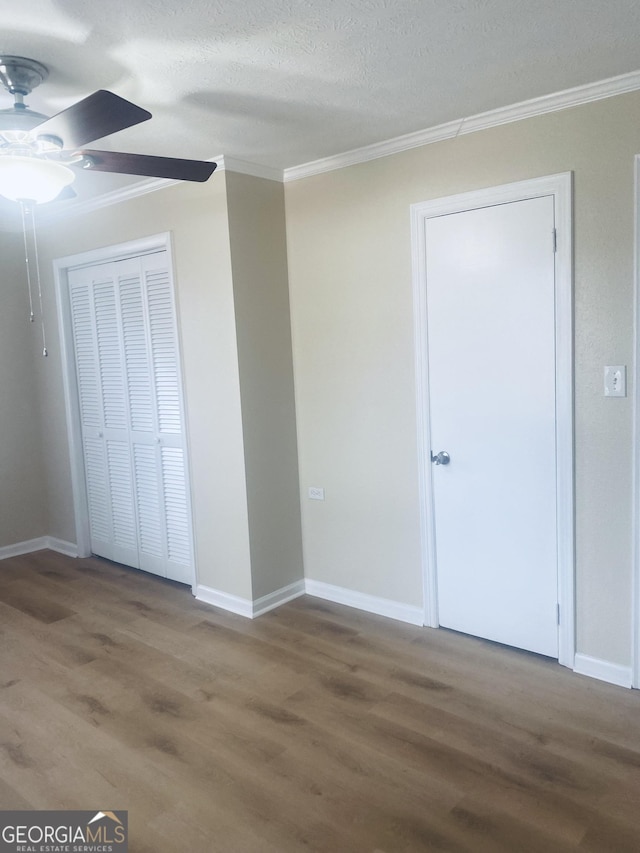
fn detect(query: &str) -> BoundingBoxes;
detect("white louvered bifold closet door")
[68,251,192,584]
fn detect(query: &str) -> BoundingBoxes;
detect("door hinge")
[557,603,560,625]
[552,228,557,254]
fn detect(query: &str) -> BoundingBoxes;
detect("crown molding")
[283,68,640,182]
[11,66,640,223]
[461,68,640,133]
[221,156,283,183]
[283,120,464,182]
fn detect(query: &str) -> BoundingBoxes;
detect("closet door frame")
[54,232,197,588]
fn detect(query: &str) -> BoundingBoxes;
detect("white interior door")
[425,195,559,657]
[68,250,193,585]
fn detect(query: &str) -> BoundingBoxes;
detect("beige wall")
[226,172,304,598]
[0,230,47,545]
[285,91,640,666]
[35,177,255,599]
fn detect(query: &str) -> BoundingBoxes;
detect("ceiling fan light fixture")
[0,155,75,203]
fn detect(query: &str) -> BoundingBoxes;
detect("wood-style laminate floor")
[0,551,639,852]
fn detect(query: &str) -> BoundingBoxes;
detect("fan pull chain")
[19,201,48,357]
[19,201,35,323]
[30,208,48,357]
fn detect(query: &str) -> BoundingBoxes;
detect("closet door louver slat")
[106,439,138,554]
[69,284,100,429]
[147,270,182,435]
[133,443,164,560]
[162,446,191,573]
[94,280,128,431]
[121,276,155,434]
[82,436,110,548]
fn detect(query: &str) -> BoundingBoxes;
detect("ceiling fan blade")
[33,90,151,148]
[76,149,217,182]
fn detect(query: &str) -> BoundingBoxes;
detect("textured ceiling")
[1,0,640,207]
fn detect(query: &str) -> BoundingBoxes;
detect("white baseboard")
[0,537,49,560]
[195,579,306,619]
[253,580,306,617]
[46,537,79,557]
[195,584,254,618]
[196,577,424,626]
[304,578,424,626]
[197,577,423,626]
[0,536,79,560]
[573,653,632,688]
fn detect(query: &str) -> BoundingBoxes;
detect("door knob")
[431,450,450,465]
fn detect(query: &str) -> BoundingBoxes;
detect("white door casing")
[411,174,574,667]
[633,155,640,689]
[55,234,196,587]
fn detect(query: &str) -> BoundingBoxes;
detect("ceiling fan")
[0,55,217,204]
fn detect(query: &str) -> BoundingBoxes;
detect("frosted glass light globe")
[0,155,74,203]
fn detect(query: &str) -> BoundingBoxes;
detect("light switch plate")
[604,365,626,397]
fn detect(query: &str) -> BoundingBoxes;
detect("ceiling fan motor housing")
[0,56,48,97]
[0,57,50,133]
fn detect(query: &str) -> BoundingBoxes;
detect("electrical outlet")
[308,486,325,501]
[604,365,626,397]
